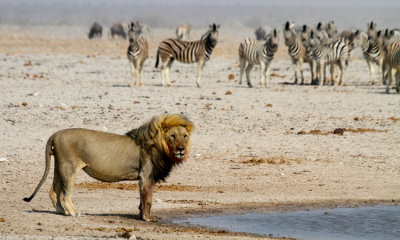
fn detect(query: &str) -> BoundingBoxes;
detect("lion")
[23,114,194,222]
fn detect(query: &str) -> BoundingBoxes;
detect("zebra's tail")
[155,48,160,68]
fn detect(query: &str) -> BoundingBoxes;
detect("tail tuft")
[23,197,32,202]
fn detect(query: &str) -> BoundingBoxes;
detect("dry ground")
[0,25,399,239]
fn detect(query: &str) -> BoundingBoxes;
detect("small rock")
[0,158,8,162]
[154,199,162,203]
[195,153,201,157]
[225,90,232,95]
[228,74,235,80]
[102,126,108,131]
[333,128,344,135]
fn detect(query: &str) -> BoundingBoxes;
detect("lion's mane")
[126,114,194,182]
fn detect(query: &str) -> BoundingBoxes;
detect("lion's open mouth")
[175,152,185,159]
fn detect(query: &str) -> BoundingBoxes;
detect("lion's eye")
[170,134,176,140]
[184,134,188,139]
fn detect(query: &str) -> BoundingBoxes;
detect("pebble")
[0,157,8,162]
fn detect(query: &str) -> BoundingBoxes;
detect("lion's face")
[163,126,190,164]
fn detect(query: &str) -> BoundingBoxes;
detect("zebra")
[127,22,149,87]
[384,39,400,93]
[283,21,310,85]
[354,30,385,85]
[176,24,191,40]
[238,29,280,88]
[307,30,349,86]
[155,23,220,87]
[300,25,318,85]
[383,42,400,93]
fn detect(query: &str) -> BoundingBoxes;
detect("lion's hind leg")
[51,157,84,216]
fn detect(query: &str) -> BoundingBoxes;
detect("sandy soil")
[0,25,399,239]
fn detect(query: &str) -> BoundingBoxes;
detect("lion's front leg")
[139,180,156,222]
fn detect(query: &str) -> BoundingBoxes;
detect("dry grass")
[296,128,388,135]
[240,156,301,165]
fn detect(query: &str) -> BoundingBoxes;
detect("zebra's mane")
[201,30,211,40]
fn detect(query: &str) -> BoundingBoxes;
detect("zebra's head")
[353,30,369,50]
[308,30,321,49]
[300,25,311,48]
[268,29,280,49]
[128,22,141,43]
[283,21,296,46]
[367,21,377,39]
[202,23,220,46]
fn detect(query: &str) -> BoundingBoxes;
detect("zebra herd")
[279,20,400,92]
[120,20,399,93]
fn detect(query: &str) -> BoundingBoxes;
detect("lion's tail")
[23,134,55,202]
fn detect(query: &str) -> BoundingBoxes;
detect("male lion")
[24,114,194,222]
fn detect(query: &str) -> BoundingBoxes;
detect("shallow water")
[173,206,400,240]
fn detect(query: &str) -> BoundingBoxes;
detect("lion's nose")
[177,147,184,153]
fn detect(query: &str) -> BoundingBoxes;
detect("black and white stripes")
[127,22,149,87]
[384,42,400,93]
[238,29,279,87]
[306,30,349,86]
[155,23,220,87]
[354,30,385,85]
[283,21,310,85]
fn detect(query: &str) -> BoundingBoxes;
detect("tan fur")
[24,114,194,222]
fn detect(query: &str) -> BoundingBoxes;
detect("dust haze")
[1,0,399,31]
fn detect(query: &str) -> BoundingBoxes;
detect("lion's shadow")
[26,209,141,220]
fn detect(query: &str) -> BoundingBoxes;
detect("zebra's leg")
[196,60,205,88]
[386,67,395,93]
[309,60,315,85]
[320,62,325,86]
[134,61,140,87]
[260,62,266,87]
[367,60,375,85]
[239,58,246,85]
[245,64,254,88]
[378,59,384,86]
[264,62,271,88]
[166,59,174,86]
[338,62,345,86]
[299,58,305,85]
[293,60,298,84]
[161,59,167,86]
[129,61,136,87]
[138,61,145,87]
[329,64,335,86]
[396,70,400,93]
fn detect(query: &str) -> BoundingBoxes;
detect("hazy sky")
[1,0,399,29]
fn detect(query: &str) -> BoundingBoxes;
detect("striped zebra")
[307,30,349,86]
[354,30,385,85]
[238,29,280,88]
[283,21,310,85]
[300,25,318,85]
[176,24,191,41]
[155,23,220,87]
[127,22,149,87]
[384,42,400,93]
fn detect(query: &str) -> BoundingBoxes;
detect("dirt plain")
[0,24,399,239]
